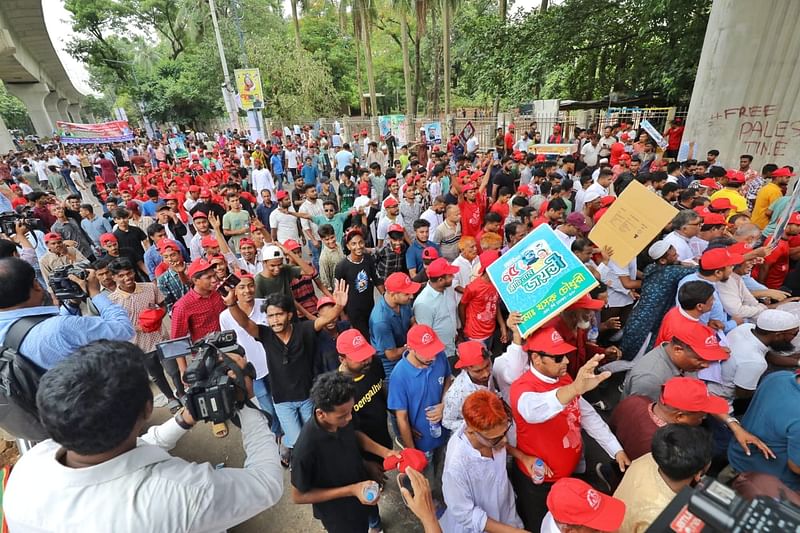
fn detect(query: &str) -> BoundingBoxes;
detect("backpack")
[0,315,54,441]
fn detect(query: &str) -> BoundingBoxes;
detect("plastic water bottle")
[532,459,545,485]
[362,481,380,503]
[425,405,442,438]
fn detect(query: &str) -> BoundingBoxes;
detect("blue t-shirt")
[406,239,440,274]
[369,297,413,379]
[301,165,318,186]
[271,154,284,175]
[140,199,163,217]
[387,351,450,452]
[728,371,800,490]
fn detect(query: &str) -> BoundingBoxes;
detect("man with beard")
[413,258,460,357]
[269,190,302,244]
[222,280,349,467]
[441,341,496,432]
[551,295,621,380]
[708,309,800,413]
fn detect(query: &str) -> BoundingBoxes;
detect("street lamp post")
[208,0,240,133]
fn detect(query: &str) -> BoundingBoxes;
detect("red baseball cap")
[384,197,399,208]
[568,294,604,311]
[673,321,729,361]
[387,223,405,235]
[316,296,336,311]
[239,238,256,248]
[44,232,62,243]
[536,154,547,163]
[699,178,721,190]
[407,324,445,359]
[138,307,166,333]
[200,236,219,248]
[385,272,421,294]
[188,184,201,192]
[282,239,302,252]
[788,212,800,225]
[462,182,477,192]
[427,257,459,278]
[478,249,501,274]
[699,247,744,270]
[709,198,733,211]
[192,211,208,220]
[336,328,376,362]
[727,241,751,255]
[547,478,626,532]
[157,239,180,253]
[99,233,117,245]
[523,326,576,355]
[772,167,796,178]
[454,340,488,369]
[275,190,289,200]
[199,189,212,198]
[517,184,532,197]
[725,170,745,184]
[693,206,710,216]
[422,247,439,260]
[186,258,214,278]
[702,213,727,226]
[660,376,728,414]
[599,195,616,208]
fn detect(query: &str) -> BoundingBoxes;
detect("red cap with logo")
[336,328,376,362]
[709,198,733,211]
[239,238,256,248]
[772,167,796,178]
[422,247,439,260]
[384,197,399,208]
[186,258,214,278]
[44,232,62,243]
[407,324,445,359]
[788,212,800,225]
[427,257,459,278]
[699,248,744,270]
[702,213,727,226]
[200,236,219,248]
[546,478,626,532]
[282,239,302,252]
[157,239,181,253]
[454,341,488,369]
[699,178,721,190]
[725,169,745,183]
[523,326,576,355]
[387,223,405,235]
[660,376,728,414]
[385,272,422,294]
[275,190,289,200]
[674,321,729,361]
[568,294,604,311]
[192,211,208,219]
[99,233,117,245]
[478,249,501,275]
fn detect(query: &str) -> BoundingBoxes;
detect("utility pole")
[208,0,240,132]
[231,0,265,141]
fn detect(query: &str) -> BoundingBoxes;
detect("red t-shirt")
[490,201,509,221]
[753,237,790,289]
[461,277,499,340]
[654,306,698,346]
[609,142,625,166]
[665,126,685,150]
[459,194,486,238]
[504,132,515,151]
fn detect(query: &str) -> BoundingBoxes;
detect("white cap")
[756,309,800,332]
[262,245,285,261]
[583,190,603,204]
[648,240,672,260]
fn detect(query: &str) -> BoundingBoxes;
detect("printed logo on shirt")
[356,269,369,293]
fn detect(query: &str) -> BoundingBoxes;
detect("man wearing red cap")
[369,272,419,382]
[458,172,489,238]
[541,477,625,533]
[752,166,793,228]
[552,295,620,379]
[509,327,628,530]
[375,223,408,279]
[413,258,459,358]
[459,250,507,347]
[441,341,496,432]
[709,169,748,215]
[39,232,87,286]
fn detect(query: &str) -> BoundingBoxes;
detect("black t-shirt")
[346,362,390,461]
[291,418,370,531]
[113,226,147,263]
[258,321,317,403]
[334,255,381,314]
[492,170,514,199]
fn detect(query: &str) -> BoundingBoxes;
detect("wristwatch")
[174,409,192,430]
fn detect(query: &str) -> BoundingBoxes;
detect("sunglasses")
[539,352,568,364]
[475,400,513,446]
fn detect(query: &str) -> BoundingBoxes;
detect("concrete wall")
[683,0,800,170]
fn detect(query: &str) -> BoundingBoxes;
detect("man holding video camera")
[3,339,283,532]
[0,257,134,370]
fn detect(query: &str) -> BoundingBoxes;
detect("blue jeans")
[253,377,282,437]
[273,398,313,449]
[368,505,381,529]
[308,241,321,272]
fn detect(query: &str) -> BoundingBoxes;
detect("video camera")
[0,209,40,236]
[48,262,90,301]
[156,331,255,424]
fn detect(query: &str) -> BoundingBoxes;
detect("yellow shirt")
[752,182,783,229]
[709,188,749,216]
[613,453,677,533]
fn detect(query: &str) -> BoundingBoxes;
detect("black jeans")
[510,463,553,531]
[144,351,184,399]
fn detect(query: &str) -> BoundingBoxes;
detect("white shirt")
[662,231,697,263]
[4,407,282,533]
[581,142,601,167]
[603,258,637,308]
[269,208,301,243]
[285,149,299,169]
[585,182,609,199]
[219,299,268,379]
[251,168,275,199]
[540,512,561,533]
[554,228,575,248]
[299,198,325,240]
[452,255,479,303]
[466,137,479,154]
[488,342,527,403]
[707,323,769,406]
[439,426,524,533]
[376,213,405,242]
[421,207,443,230]
[442,370,496,432]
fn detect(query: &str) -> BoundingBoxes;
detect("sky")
[43,0,551,98]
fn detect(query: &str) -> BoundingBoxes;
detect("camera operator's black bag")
[0,315,53,440]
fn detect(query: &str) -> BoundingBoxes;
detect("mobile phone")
[397,473,414,500]
[156,336,192,360]
[217,272,241,295]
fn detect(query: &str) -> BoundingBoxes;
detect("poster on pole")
[458,120,475,145]
[588,180,678,267]
[378,114,407,145]
[422,121,442,145]
[55,121,134,144]
[168,137,189,159]
[640,119,668,149]
[234,68,264,110]
[486,224,597,337]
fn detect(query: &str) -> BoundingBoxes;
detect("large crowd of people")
[1,120,800,532]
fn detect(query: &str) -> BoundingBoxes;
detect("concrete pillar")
[6,82,54,138]
[67,103,82,123]
[0,114,15,154]
[57,98,69,123]
[683,0,800,169]
[44,92,62,125]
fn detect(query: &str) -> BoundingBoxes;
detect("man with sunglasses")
[509,326,629,531]
[439,390,526,533]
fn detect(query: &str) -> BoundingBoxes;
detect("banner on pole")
[55,121,134,144]
[168,137,189,159]
[422,121,442,145]
[378,114,407,145]
[234,68,264,110]
[458,120,475,145]
[640,119,668,149]
[486,224,597,337]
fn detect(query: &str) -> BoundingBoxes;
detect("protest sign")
[588,180,678,267]
[234,68,264,110]
[486,224,597,337]
[378,114,407,145]
[423,122,442,145]
[168,137,189,159]
[640,119,669,149]
[56,121,134,144]
[530,143,574,155]
[458,120,475,145]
